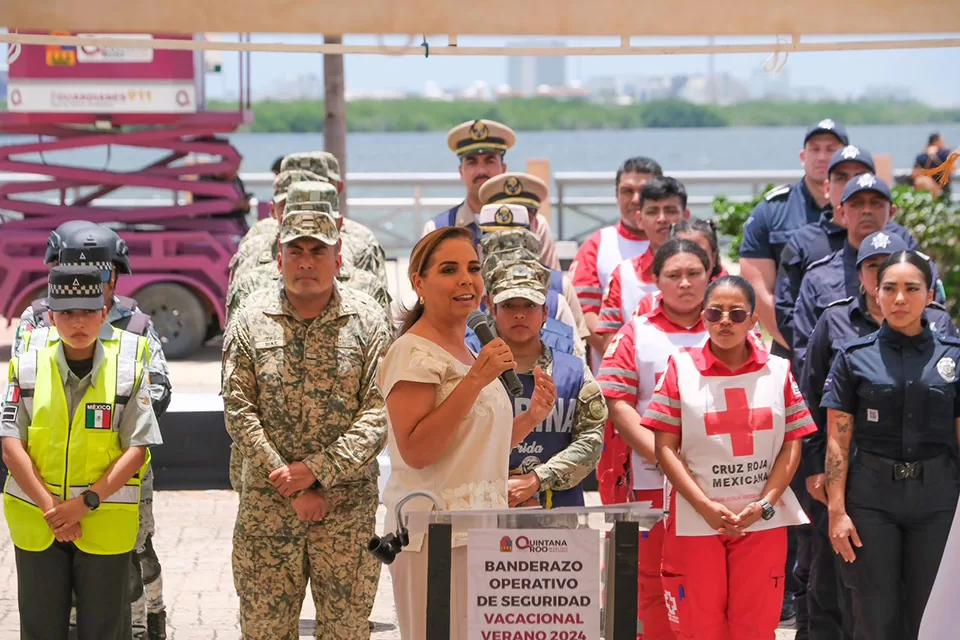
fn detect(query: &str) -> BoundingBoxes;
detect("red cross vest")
[629,317,708,492]
[591,228,649,373]
[615,258,659,332]
[671,351,808,536]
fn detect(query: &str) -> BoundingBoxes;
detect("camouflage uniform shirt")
[226,251,390,326]
[340,218,389,293]
[222,282,389,537]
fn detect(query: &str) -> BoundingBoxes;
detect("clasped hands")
[269,462,327,522]
[700,500,765,537]
[42,496,87,543]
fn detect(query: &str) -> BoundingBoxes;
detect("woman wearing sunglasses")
[642,275,815,639]
[822,250,960,640]
[597,238,712,639]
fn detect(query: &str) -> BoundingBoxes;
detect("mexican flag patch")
[85,403,113,430]
[4,384,19,404]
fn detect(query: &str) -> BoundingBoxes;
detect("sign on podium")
[399,504,661,640]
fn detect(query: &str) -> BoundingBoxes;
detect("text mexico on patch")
[499,535,569,553]
[85,403,113,430]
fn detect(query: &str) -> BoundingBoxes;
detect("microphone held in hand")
[467,311,524,397]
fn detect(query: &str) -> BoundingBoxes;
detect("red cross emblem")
[704,388,773,457]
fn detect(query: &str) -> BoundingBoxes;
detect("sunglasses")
[703,308,749,324]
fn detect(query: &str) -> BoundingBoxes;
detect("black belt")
[857,451,954,482]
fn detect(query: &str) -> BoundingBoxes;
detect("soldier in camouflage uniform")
[281,151,390,292]
[466,259,605,510]
[226,182,392,324]
[225,182,391,492]
[476,199,589,345]
[222,210,388,640]
[228,168,322,284]
[478,222,587,359]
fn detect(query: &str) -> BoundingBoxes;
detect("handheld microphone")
[467,311,524,397]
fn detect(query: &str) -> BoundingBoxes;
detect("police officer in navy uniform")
[798,232,957,640]
[739,119,848,628]
[740,119,848,363]
[792,175,946,364]
[822,250,960,640]
[468,260,605,510]
[775,145,920,351]
[421,119,517,244]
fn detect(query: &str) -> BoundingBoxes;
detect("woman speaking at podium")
[375,227,556,639]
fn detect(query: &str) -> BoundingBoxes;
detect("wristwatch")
[81,490,101,511]
[758,499,775,521]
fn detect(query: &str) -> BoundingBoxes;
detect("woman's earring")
[418,296,425,305]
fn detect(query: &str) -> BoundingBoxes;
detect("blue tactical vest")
[549,270,563,295]
[510,350,585,508]
[431,205,481,244]
[465,317,575,356]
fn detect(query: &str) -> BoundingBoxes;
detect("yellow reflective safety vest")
[3,340,145,555]
[22,326,153,474]
[23,325,150,368]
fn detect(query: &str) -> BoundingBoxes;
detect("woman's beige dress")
[376,333,513,640]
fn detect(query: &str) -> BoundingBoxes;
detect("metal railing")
[0,167,950,257]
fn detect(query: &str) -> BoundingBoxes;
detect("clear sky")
[4,32,958,106]
[196,33,960,106]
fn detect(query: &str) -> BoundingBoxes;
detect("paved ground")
[0,491,798,639]
[0,294,797,639]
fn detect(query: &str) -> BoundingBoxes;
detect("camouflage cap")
[486,259,551,306]
[482,247,539,278]
[479,228,541,257]
[319,152,342,183]
[272,169,323,203]
[280,152,330,180]
[279,211,340,246]
[284,181,340,217]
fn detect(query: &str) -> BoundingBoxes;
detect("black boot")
[147,611,167,640]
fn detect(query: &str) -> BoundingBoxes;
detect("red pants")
[660,514,787,640]
[635,490,672,640]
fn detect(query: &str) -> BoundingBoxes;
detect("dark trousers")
[15,542,132,640]
[787,472,810,635]
[841,453,960,640]
[807,498,854,640]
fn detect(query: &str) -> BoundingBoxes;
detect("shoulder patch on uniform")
[764,184,791,201]
[4,383,21,404]
[578,380,606,421]
[1,405,17,423]
[826,296,855,308]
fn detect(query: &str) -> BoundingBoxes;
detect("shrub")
[712,185,960,316]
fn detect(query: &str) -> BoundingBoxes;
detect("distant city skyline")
[3,33,959,106]
[199,34,960,107]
